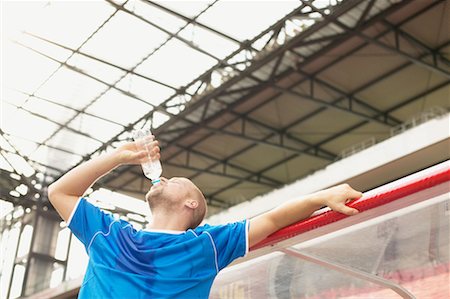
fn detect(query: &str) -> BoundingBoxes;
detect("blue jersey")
[68,198,249,298]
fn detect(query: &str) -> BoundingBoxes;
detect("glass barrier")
[211,161,450,299]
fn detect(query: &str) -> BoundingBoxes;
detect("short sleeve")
[67,197,115,251]
[205,220,249,270]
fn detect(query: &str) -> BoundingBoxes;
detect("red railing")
[251,161,450,250]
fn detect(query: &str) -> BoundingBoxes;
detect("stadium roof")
[1,0,449,217]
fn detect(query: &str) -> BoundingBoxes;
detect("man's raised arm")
[47,141,159,222]
[248,184,363,247]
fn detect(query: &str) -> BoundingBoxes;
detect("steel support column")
[20,209,66,297]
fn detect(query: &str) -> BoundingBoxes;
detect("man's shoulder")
[192,223,212,235]
[193,220,247,235]
[192,223,229,236]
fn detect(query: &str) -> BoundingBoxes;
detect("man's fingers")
[150,141,160,153]
[136,151,148,162]
[351,190,363,199]
[339,184,363,199]
[151,140,159,148]
[344,186,363,200]
[335,204,359,216]
[149,148,160,160]
[345,194,362,204]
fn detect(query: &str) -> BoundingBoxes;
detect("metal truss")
[9,1,316,181]
[3,0,449,210]
[94,0,369,191]
[305,2,450,80]
[0,133,48,210]
[79,1,448,198]
[151,0,448,202]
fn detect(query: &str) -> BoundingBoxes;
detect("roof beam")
[53,3,316,182]
[152,2,402,184]
[157,81,339,185]
[20,0,412,211]
[15,90,125,128]
[163,161,279,188]
[20,36,294,155]
[106,140,283,189]
[12,0,222,181]
[357,0,376,26]
[19,0,413,190]
[269,83,397,126]
[1,130,84,159]
[206,80,450,200]
[15,3,124,122]
[152,0,367,133]
[141,92,337,191]
[106,0,225,63]
[380,19,450,67]
[256,1,442,133]
[144,0,245,45]
[5,100,105,145]
[186,124,335,160]
[0,137,46,201]
[102,0,362,190]
[155,0,407,175]
[307,3,450,80]
[204,51,450,204]
[296,70,402,125]
[12,42,159,156]
[25,32,180,93]
[167,143,283,186]
[355,30,450,79]
[100,0,420,204]
[162,2,414,164]
[160,100,337,161]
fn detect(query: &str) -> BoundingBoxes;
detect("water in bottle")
[132,128,162,184]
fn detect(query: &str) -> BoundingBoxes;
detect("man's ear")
[185,199,198,209]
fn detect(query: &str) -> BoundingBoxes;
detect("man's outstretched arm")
[48,141,159,222]
[248,184,363,247]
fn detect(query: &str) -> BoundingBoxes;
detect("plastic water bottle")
[132,128,162,184]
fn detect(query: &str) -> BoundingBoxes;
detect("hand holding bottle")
[132,128,163,184]
[115,139,160,166]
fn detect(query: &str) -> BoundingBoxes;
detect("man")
[48,138,362,298]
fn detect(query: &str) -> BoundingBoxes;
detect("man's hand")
[313,184,362,216]
[116,139,160,166]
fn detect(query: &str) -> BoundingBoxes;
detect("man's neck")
[147,214,189,231]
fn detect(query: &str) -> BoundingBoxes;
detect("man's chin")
[147,186,162,198]
[150,183,162,192]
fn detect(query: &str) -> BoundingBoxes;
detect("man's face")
[148,177,191,199]
[146,177,208,217]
